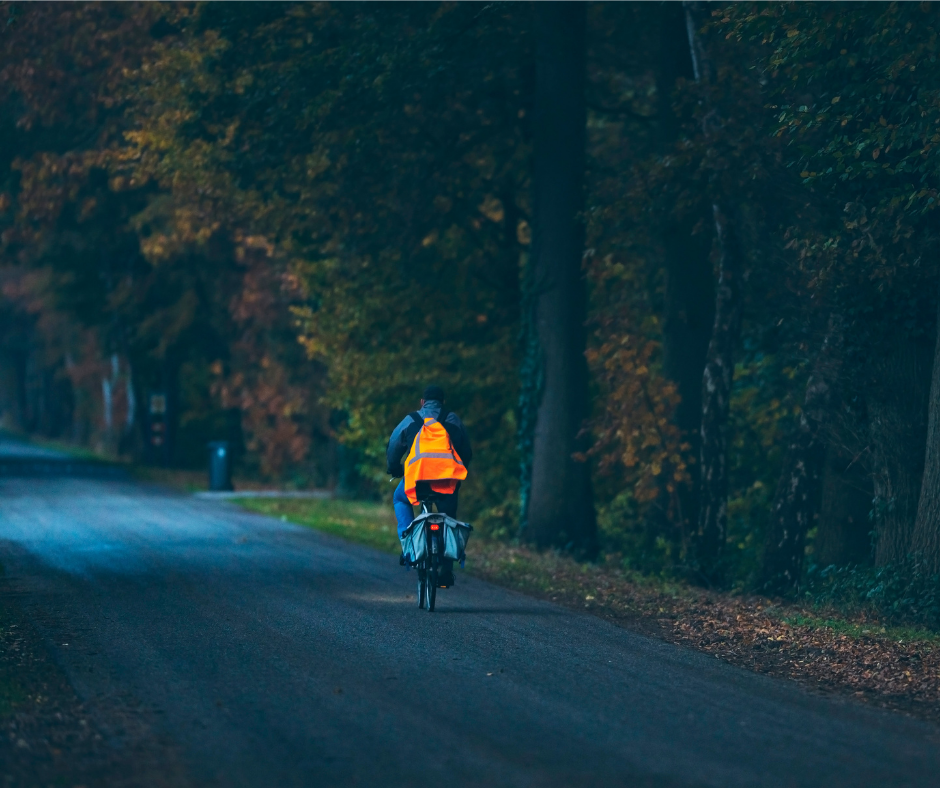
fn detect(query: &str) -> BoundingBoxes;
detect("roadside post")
[208,441,233,491]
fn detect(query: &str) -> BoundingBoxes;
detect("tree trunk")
[657,3,714,533]
[911,291,940,571]
[814,445,873,568]
[524,1,596,554]
[759,317,843,594]
[867,336,931,566]
[695,205,744,580]
[662,229,714,444]
[682,3,745,582]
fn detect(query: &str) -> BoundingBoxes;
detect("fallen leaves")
[470,541,940,723]
[672,602,940,714]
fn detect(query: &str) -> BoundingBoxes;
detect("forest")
[2,1,940,621]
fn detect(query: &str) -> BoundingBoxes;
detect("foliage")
[0,2,328,471]
[805,559,940,630]
[581,4,697,570]
[111,3,531,522]
[583,2,798,579]
[725,353,806,585]
[586,262,690,573]
[723,1,940,328]
[587,263,688,509]
[6,2,940,600]
[722,1,940,576]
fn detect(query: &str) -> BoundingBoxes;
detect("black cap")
[422,384,445,402]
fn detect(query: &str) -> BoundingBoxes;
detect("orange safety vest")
[403,415,468,505]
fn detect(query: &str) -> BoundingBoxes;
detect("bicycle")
[400,490,472,613]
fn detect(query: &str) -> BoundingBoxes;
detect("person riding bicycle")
[386,384,472,587]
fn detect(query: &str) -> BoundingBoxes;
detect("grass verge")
[132,466,211,492]
[237,496,940,724]
[239,497,400,554]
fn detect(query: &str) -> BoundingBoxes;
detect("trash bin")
[208,441,233,491]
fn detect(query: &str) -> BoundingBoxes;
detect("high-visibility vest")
[403,414,467,505]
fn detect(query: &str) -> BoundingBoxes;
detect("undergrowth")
[803,559,940,632]
[780,613,940,646]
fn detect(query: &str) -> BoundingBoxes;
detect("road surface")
[0,472,938,787]
[0,433,71,459]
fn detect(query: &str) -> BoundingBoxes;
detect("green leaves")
[109,3,532,512]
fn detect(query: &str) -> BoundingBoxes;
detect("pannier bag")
[400,511,473,565]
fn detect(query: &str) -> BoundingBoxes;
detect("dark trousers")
[394,479,459,536]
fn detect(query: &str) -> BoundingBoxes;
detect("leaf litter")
[470,542,940,724]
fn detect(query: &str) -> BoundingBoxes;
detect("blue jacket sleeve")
[386,414,415,477]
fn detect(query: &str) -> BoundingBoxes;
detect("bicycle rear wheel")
[417,571,427,609]
[426,568,437,612]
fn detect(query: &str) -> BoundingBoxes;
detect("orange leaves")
[587,298,691,508]
[215,358,311,476]
[9,151,111,249]
[478,195,505,223]
[674,599,940,715]
[0,3,161,131]
[211,235,323,478]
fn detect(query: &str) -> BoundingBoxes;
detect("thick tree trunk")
[867,336,931,566]
[911,292,940,571]
[657,4,715,532]
[759,317,843,594]
[525,2,596,554]
[814,445,873,568]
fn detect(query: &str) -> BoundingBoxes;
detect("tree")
[814,445,874,569]
[913,293,940,571]
[581,3,698,572]
[759,317,842,594]
[523,2,596,553]
[0,2,158,452]
[729,2,940,572]
[684,2,745,581]
[116,3,532,511]
[0,2,326,472]
[656,3,714,532]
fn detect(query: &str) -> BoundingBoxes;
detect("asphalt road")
[1,474,939,787]
[0,434,70,459]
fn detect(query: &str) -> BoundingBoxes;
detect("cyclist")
[386,384,472,587]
